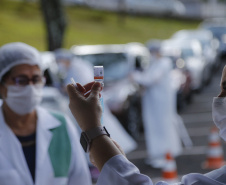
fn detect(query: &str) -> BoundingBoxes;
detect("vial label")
[94,66,104,80]
[94,66,104,125]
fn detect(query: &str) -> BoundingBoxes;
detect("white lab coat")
[0,106,92,185]
[97,154,226,185]
[133,57,182,165]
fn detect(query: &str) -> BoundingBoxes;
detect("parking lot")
[126,62,226,183]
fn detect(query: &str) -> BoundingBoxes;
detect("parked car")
[41,86,70,115]
[172,29,220,77]
[170,62,192,111]
[161,38,210,92]
[126,0,185,16]
[199,18,226,59]
[70,42,151,139]
[83,0,185,16]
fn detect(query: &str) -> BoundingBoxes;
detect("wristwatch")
[80,126,110,153]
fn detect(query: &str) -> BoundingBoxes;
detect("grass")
[0,0,201,51]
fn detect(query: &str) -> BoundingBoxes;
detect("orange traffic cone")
[162,152,178,183]
[202,126,226,169]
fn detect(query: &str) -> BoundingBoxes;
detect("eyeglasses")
[11,75,46,86]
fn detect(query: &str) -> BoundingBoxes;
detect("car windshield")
[181,48,194,58]
[78,53,128,82]
[207,26,226,40]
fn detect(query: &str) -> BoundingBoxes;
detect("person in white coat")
[0,42,92,185]
[131,46,182,168]
[66,66,226,184]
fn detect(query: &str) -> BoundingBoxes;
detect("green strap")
[48,112,72,177]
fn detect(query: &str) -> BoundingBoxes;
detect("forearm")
[90,135,122,171]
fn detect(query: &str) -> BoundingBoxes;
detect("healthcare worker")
[0,42,92,185]
[130,45,182,168]
[66,64,226,184]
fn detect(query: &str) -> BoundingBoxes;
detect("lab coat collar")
[35,106,61,183]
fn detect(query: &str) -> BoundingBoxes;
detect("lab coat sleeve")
[133,59,172,88]
[96,154,226,185]
[96,154,153,185]
[64,116,92,185]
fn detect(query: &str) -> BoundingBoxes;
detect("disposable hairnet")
[0,42,42,81]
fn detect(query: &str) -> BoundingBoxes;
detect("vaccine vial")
[94,66,104,125]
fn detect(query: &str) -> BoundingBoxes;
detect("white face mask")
[4,85,43,115]
[212,97,226,141]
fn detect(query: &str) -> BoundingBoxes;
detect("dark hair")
[1,70,11,84]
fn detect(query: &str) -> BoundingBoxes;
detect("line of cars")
[39,18,226,139]
[64,0,186,17]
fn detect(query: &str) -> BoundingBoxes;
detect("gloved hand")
[218,65,226,97]
[67,81,102,131]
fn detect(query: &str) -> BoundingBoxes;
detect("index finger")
[83,81,95,92]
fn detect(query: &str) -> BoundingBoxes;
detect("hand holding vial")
[67,81,102,131]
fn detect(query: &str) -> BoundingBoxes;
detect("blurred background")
[2,0,226,183]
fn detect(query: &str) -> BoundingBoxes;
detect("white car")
[126,0,185,16]
[161,38,209,92]
[41,86,69,115]
[70,42,151,139]
[84,0,185,16]
[172,29,219,80]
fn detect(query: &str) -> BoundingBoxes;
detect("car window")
[181,48,194,58]
[135,55,150,71]
[207,26,226,40]
[78,53,128,82]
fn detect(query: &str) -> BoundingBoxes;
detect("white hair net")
[0,42,42,81]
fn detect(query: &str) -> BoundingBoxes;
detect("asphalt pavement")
[126,62,226,184]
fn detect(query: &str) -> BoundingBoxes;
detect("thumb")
[89,82,101,99]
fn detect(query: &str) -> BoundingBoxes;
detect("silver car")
[171,29,220,82]
[161,38,210,92]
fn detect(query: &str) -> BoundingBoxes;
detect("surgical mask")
[212,97,226,141]
[5,84,43,115]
